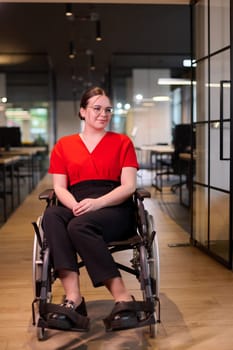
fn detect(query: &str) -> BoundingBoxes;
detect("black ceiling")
[0,2,191,102]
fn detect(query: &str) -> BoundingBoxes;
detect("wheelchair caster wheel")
[149,318,157,338]
[37,326,47,341]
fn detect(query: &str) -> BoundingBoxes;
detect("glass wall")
[192,0,231,266]
[5,106,48,145]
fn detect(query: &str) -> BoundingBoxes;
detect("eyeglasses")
[87,105,113,115]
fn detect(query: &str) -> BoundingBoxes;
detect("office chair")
[154,124,194,192]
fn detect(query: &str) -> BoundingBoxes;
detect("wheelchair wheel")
[138,244,157,337]
[138,211,160,338]
[36,246,53,340]
[32,216,53,341]
[146,211,160,337]
[32,216,53,303]
[146,212,160,301]
[32,216,44,300]
[37,325,47,341]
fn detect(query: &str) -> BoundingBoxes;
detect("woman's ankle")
[114,294,134,303]
[65,295,83,308]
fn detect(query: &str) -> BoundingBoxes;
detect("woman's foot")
[48,297,89,331]
[103,297,155,332]
[60,298,88,316]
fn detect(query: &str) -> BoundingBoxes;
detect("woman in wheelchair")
[42,86,154,333]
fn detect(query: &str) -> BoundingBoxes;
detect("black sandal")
[103,298,155,332]
[47,298,90,332]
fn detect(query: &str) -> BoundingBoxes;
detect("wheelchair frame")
[31,187,160,340]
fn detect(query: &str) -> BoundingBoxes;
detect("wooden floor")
[1,172,233,349]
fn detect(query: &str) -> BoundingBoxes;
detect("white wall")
[129,69,172,147]
[56,100,82,141]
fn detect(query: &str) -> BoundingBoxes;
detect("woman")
[42,86,147,332]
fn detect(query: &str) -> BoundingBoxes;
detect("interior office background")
[0,2,191,149]
[0,0,232,270]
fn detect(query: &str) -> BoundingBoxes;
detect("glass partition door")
[192,0,232,267]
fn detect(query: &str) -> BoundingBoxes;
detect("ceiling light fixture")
[152,96,170,102]
[86,49,96,70]
[65,4,73,17]
[1,97,7,103]
[68,41,76,59]
[96,20,102,41]
[206,82,230,88]
[183,59,197,67]
[65,6,102,42]
[134,94,143,102]
[158,78,193,86]
[90,54,95,70]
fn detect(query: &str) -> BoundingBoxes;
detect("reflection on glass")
[195,123,208,185]
[210,0,230,53]
[210,50,230,121]
[195,0,208,60]
[209,189,229,262]
[196,60,208,122]
[193,184,208,244]
[210,123,230,191]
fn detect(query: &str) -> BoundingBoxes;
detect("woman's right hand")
[72,198,101,216]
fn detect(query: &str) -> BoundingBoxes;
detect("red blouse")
[49,132,138,186]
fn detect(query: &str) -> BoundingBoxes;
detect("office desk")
[139,145,174,191]
[140,145,174,154]
[0,155,21,221]
[1,146,47,191]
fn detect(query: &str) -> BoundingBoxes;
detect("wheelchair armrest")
[135,188,151,201]
[38,187,150,206]
[39,188,56,202]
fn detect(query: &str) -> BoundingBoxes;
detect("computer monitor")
[0,126,22,150]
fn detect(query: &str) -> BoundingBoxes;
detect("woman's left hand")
[72,198,101,216]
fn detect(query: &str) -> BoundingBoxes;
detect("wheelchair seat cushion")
[103,297,155,332]
[46,298,89,332]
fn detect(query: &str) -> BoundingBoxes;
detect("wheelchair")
[31,187,160,341]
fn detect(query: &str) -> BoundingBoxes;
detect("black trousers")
[42,180,136,287]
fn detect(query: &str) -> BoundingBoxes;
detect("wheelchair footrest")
[38,302,90,332]
[103,299,155,332]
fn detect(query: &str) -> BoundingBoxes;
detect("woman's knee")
[67,216,100,242]
[67,217,86,237]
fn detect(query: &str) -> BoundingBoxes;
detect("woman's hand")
[72,198,101,216]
